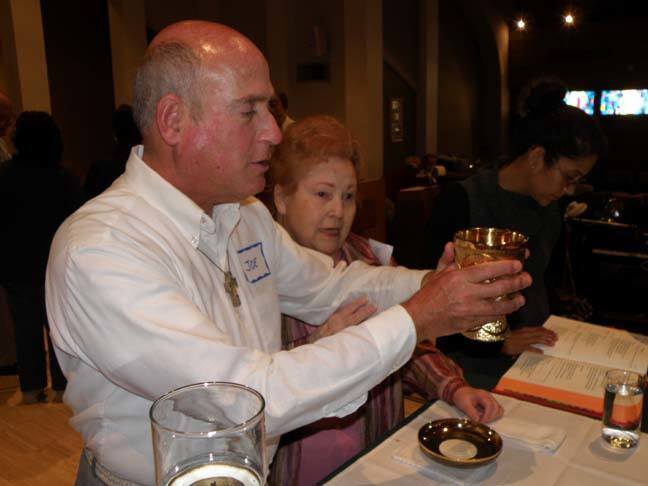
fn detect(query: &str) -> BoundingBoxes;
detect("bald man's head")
[0,91,14,137]
[132,21,265,134]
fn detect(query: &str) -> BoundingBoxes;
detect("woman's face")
[275,156,357,258]
[529,153,597,206]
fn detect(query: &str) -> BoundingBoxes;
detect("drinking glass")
[150,382,266,486]
[601,369,644,449]
[453,228,528,342]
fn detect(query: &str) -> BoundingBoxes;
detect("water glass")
[150,382,266,485]
[453,227,528,342]
[601,369,644,449]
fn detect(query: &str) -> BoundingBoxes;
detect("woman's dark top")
[423,168,562,388]
[0,155,83,285]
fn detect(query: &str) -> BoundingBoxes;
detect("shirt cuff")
[362,304,417,376]
[406,269,430,293]
[324,393,368,418]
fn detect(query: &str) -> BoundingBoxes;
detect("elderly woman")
[268,115,502,485]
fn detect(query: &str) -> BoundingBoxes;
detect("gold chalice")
[453,228,528,342]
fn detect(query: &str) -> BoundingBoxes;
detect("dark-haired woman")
[0,111,82,403]
[422,79,606,389]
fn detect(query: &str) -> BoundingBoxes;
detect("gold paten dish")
[418,418,502,468]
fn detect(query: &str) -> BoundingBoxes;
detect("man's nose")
[262,111,282,146]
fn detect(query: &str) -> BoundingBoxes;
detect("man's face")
[180,56,282,206]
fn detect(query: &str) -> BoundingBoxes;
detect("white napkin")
[492,416,566,452]
[392,441,493,485]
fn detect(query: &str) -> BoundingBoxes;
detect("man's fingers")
[465,275,531,303]
[463,259,524,283]
[463,292,526,318]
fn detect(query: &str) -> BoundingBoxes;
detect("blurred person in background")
[0,111,82,403]
[84,104,142,199]
[0,91,14,163]
[269,91,295,132]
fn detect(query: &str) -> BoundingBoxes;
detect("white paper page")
[504,352,609,399]
[533,316,648,374]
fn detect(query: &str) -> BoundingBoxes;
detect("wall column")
[0,0,51,112]
[418,0,439,156]
[265,0,291,94]
[344,0,382,180]
[107,0,147,107]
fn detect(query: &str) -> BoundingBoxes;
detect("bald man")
[0,91,14,162]
[46,21,530,485]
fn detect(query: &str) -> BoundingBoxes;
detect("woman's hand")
[435,241,456,271]
[452,386,503,423]
[501,327,558,356]
[316,297,377,339]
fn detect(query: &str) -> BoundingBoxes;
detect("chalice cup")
[453,228,528,342]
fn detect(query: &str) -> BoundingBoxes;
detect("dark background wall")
[508,1,648,191]
[382,0,418,194]
[146,0,266,53]
[40,0,115,180]
[437,0,480,161]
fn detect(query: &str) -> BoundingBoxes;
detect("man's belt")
[83,448,144,486]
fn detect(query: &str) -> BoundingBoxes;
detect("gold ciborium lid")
[453,228,528,342]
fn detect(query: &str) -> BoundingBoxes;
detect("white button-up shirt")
[45,146,426,484]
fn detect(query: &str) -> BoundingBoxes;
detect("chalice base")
[461,317,510,342]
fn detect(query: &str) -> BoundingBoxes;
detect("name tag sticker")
[237,242,271,283]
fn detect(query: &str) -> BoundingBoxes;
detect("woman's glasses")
[555,163,584,186]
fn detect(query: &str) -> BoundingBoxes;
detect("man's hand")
[403,260,531,342]
[453,387,503,423]
[501,326,558,356]
[316,297,377,339]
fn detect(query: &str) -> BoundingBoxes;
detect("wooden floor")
[0,374,424,485]
[0,375,81,485]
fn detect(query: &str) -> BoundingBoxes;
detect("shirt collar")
[122,145,241,248]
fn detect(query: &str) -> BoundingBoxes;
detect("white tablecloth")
[324,395,647,485]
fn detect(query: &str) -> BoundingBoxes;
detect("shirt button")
[191,236,199,247]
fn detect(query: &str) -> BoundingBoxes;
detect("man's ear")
[528,146,545,172]
[273,185,288,216]
[156,94,188,146]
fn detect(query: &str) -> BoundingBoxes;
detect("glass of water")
[150,382,266,485]
[601,369,644,449]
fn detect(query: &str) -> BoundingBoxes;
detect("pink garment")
[295,410,365,485]
[268,233,467,486]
